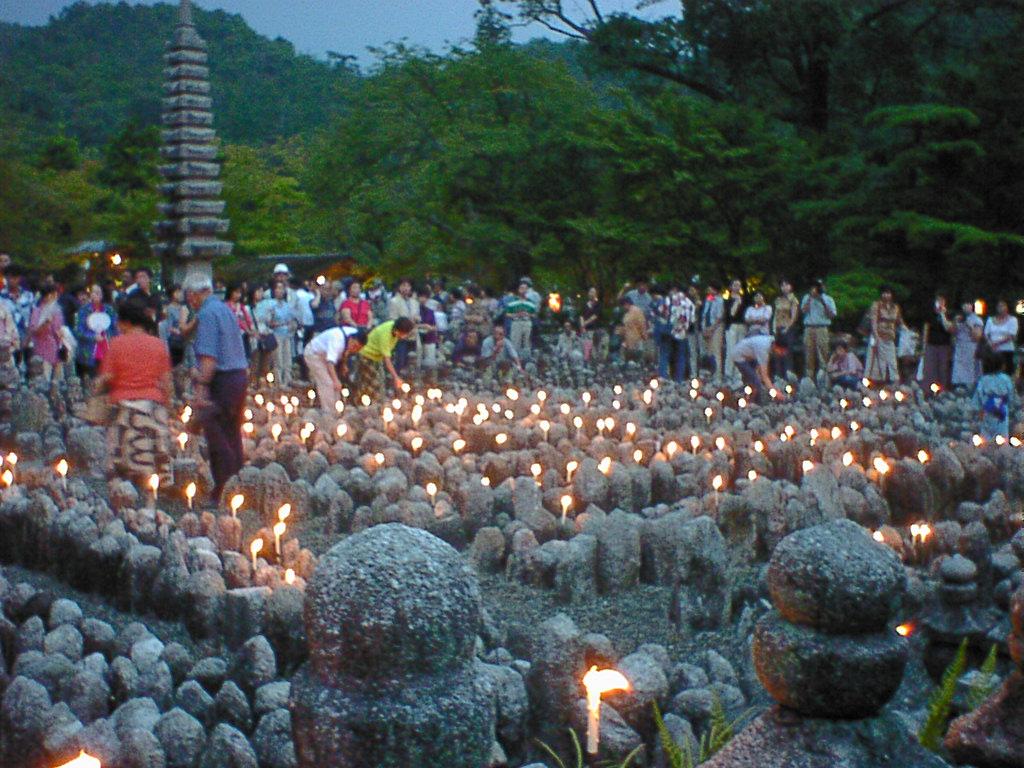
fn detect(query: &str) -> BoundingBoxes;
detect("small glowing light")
[271,423,282,441]
[504,409,514,420]
[411,436,423,453]
[625,422,636,437]
[267,372,275,384]
[453,438,466,453]
[850,421,860,432]
[250,538,263,569]
[632,449,643,464]
[873,457,890,475]
[690,389,699,400]
[55,750,102,768]
[862,397,872,409]
[254,394,265,406]
[779,433,789,443]
[566,460,579,482]
[704,407,713,421]
[753,440,764,453]
[230,494,244,515]
[690,435,700,453]
[336,423,348,438]
[930,383,940,394]
[665,441,678,458]
[1011,436,1022,447]
[613,399,622,409]
[896,623,913,637]
[842,451,854,467]
[307,388,316,401]
[539,420,551,437]
[530,404,541,415]
[879,390,889,401]
[917,450,930,464]
[715,391,724,403]
[643,390,653,405]
[560,403,571,416]
[784,425,795,438]
[862,378,871,388]
[56,458,69,478]
[278,503,291,523]
[560,494,572,519]
[894,391,905,402]
[506,388,519,401]
[184,481,197,508]
[495,432,508,445]
[712,475,724,492]
[530,463,542,479]
[831,426,842,440]
[768,388,778,399]
[598,456,612,475]
[481,476,491,487]
[426,482,438,502]
[614,385,624,395]
[266,403,275,414]
[582,391,592,405]
[872,530,884,543]
[840,398,849,410]
[747,470,757,481]
[316,274,326,285]
[285,568,296,585]
[1,469,12,487]
[801,460,814,474]
[538,390,548,402]
[177,432,188,450]
[273,521,286,554]
[148,473,160,494]
[738,398,747,408]
[573,416,583,430]
[972,434,984,447]
[995,434,1006,446]
[401,383,411,394]
[374,452,385,465]
[650,378,659,390]
[361,394,371,407]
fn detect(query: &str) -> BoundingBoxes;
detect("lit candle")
[747,469,757,481]
[917,450,930,464]
[426,482,438,504]
[336,423,348,439]
[273,521,286,555]
[566,460,579,483]
[177,432,188,451]
[495,433,508,446]
[842,451,854,467]
[560,494,572,522]
[411,436,423,454]
[530,463,542,484]
[598,456,612,475]
[691,435,700,455]
[285,568,296,585]
[582,666,630,756]
[582,391,592,406]
[185,481,196,510]
[715,436,726,452]
[148,474,159,507]
[250,538,263,570]
[801,460,814,475]
[278,503,291,523]
[2,468,15,488]
[55,750,102,768]
[56,458,68,489]
[230,493,244,517]
[271,423,282,442]
[539,420,550,441]
[453,438,466,453]
[632,448,643,464]
[665,441,678,459]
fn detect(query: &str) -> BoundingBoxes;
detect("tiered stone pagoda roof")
[154,0,232,272]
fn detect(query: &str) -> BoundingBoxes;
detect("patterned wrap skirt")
[107,399,172,485]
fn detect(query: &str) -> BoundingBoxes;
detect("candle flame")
[230,494,244,513]
[547,293,562,312]
[747,470,757,481]
[426,482,438,499]
[917,450,930,464]
[250,539,263,555]
[285,568,296,585]
[495,433,508,445]
[801,460,814,474]
[873,457,890,475]
[583,666,630,699]
[374,452,385,465]
[715,436,726,451]
[712,474,723,491]
[561,494,572,512]
[632,449,643,464]
[55,750,102,768]
[273,521,286,537]
[842,452,854,467]
[411,436,423,452]
[598,456,612,475]
[2,469,12,487]
[872,530,884,542]
[278,503,291,522]
[453,438,466,452]
[185,482,196,500]
[271,423,282,441]
[895,622,913,637]
[148,474,159,492]
[665,441,678,458]
[56,458,68,477]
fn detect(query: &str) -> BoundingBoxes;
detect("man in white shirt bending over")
[303,326,367,413]
[729,333,787,404]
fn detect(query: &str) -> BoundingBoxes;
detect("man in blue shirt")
[186,275,248,503]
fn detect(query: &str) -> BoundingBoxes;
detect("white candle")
[185,482,196,510]
[274,521,286,555]
[250,538,263,570]
[582,666,630,755]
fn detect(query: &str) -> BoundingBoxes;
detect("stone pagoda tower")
[154,0,232,283]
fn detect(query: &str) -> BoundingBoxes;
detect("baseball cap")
[273,263,290,274]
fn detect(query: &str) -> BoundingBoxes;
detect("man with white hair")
[185,275,249,503]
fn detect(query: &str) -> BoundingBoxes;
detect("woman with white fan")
[74,284,118,380]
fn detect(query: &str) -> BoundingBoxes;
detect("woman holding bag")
[29,284,66,382]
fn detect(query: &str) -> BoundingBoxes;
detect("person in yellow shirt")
[358,317,414,398]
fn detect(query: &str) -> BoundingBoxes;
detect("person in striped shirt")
[505,281,538,361]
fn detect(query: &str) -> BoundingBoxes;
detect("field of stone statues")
[0,360,1022,768]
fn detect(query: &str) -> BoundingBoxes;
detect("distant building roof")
[65,240,119,255]
[256,253,353,262]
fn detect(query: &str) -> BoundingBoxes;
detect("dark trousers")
[658,336,689,383]
[772,325,797,380]
[201,369,248,501]
[394,339,412,373]
[736,359,764,402]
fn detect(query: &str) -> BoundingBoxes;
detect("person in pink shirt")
[828,340,864,390]
[28,284,66,381]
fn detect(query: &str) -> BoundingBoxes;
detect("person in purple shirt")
[186,275,248,503]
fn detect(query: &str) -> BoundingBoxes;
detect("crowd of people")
[0,251,1020,503]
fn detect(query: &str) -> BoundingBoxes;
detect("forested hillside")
[0,1,357,147]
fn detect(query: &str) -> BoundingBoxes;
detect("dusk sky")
[0,1,657,63]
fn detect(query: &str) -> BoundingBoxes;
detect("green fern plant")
[535,728,643,768]
[652,694,754,767]
[966,643,999,710]
[919,637,969,751]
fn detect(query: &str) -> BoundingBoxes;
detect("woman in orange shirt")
[96,298,173,487]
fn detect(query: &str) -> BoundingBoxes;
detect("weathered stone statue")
[289,523,495,768]
[154,0,232,284]
[703,520,948,768]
